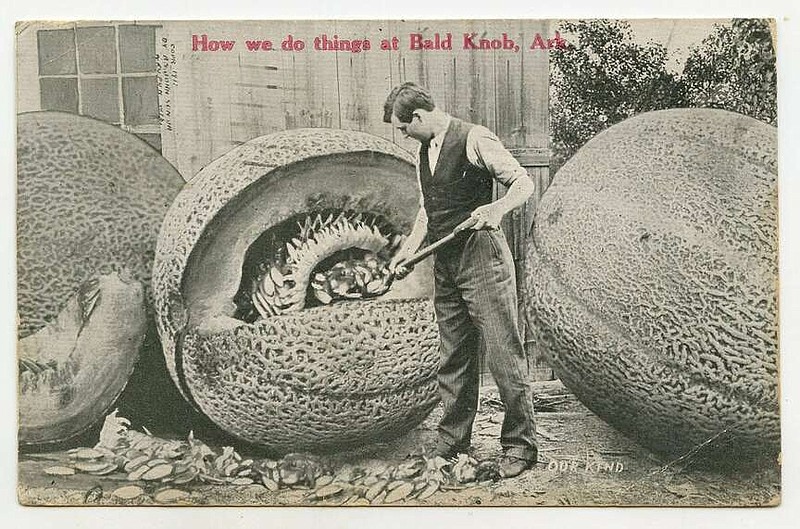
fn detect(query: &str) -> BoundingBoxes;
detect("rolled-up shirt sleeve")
[466,126,528,187]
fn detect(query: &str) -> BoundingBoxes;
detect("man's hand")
[389,252,414,280]
[470,204,505,231]
[388,207,427,281]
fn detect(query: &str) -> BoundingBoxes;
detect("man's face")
[391,111,432,143]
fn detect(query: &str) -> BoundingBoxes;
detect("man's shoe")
[498,454,533,478]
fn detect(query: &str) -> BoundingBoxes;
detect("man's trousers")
[432,228,537,461]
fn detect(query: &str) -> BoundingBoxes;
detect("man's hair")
[383,82,435,123]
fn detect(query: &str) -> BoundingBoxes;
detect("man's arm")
[389,206,428,276]
[467,127,535,230]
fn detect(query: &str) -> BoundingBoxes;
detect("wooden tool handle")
[364,216,479,299]
[403,216,478,267]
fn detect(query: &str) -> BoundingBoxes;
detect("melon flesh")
[19,273,147,446]
[526,109,778,461]
[153,128,439,453]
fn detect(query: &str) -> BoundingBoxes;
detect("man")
[384,82,538,478]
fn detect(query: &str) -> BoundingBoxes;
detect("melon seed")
[74,461,112,473]
[314,475,334,488]
[364,480,387,501]
[127,465,150,481]
[314,483,345,499]
[141,464,173,481]
[341,495,361,505]
[172,469,199,485]
[386,480,405,491]
[111,485,145,500]
[370,490,387,505]
[44,466,76,476]
[154,488,190,503]
[231,477,255,485]
[416,482,439,501]
[74,447,105,460]
[124,449,146,461]
[88,462,120,476]
[261,476,280,492]
[124,455,150,473]
[384,482,414,504]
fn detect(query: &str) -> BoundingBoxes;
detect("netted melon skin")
[181,300,439,452]
[17,112,184,338]
[153,128,439,451]
[526,109,778,461]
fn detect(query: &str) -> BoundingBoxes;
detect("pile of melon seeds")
[41,410,502,505]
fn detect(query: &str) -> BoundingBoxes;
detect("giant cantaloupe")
[17,111,185,445]
[526,109,778,461]
[153,128,439,453]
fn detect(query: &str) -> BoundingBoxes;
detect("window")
[37,24,161,152]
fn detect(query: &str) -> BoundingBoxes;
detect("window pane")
[119,25,156,73]
[38,29,76,75]
[77,26,117,74]
[40,77,78,113]
[135,133,162,152]
[80,78,120,122]
[122,76,159,126]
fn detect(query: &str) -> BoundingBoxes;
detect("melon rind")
[526,109,778,460]
[153,128,440,451]
[182,300,439,452]
[18,273,147,446]
[17,111,184,338]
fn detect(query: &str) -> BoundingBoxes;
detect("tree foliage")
[681,19,776,126]
[549,20,683,175]
[549,18,777,174]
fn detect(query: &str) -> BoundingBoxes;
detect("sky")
[557,19,729,73]
[627,19,729,72]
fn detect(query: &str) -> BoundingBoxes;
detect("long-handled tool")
[364,216,478,298]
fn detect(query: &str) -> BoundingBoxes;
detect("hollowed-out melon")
[17,111,185,445]
[153,128,439,453]
[526,109,778,461]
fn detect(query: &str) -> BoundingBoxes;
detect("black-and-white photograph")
[14,18,779,507]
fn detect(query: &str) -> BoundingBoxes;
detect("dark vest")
[420,118,494,242]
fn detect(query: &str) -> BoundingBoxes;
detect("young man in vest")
[384,82,538,478]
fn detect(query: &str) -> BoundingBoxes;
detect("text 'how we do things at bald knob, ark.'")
[190,32,568,53]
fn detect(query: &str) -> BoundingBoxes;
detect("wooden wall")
[156,20,550,178]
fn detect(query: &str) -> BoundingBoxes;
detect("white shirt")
[418,115,528,204]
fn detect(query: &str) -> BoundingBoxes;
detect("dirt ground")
[17,380,780,507]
